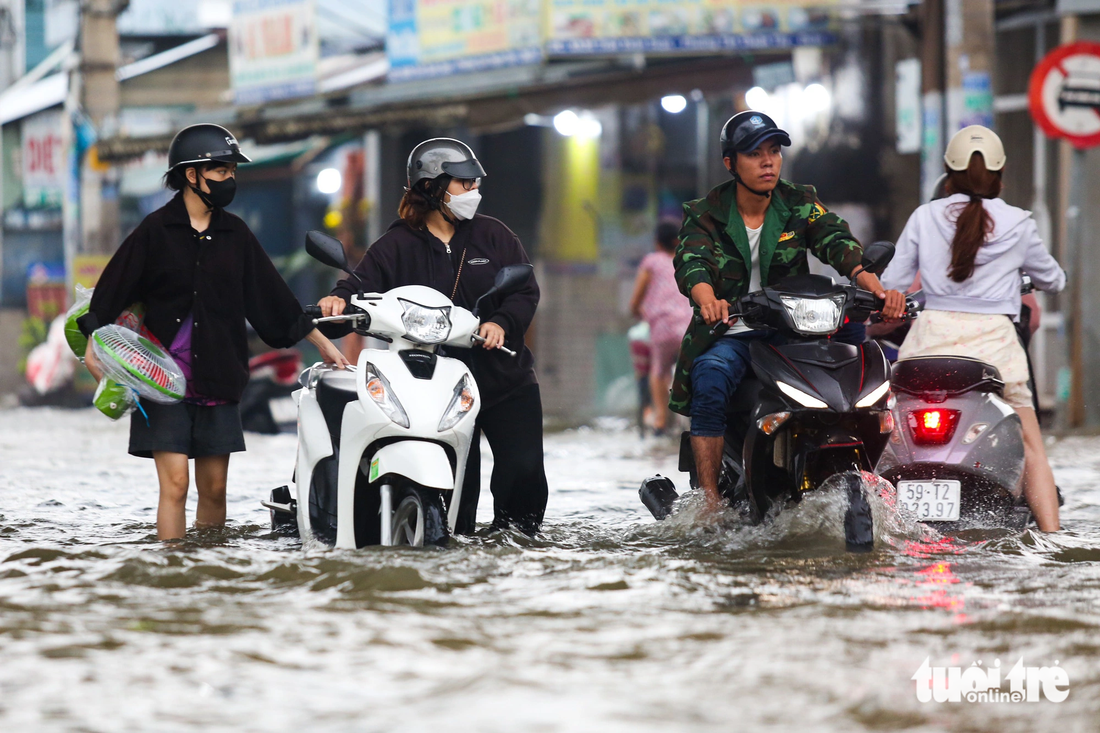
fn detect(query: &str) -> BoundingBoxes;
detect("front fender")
[368,441,454,490]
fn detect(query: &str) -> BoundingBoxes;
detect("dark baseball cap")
[720,111,791,157]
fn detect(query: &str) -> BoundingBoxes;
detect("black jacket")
[77,193,313,402]
[330,215,539,408]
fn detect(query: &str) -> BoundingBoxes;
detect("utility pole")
[944,0,995,133]
[78,0,127,256]
[1057,14,1085,429]
[919,0,945,202]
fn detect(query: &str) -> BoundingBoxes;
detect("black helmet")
[167,123,251,172]
[720,111,791,158]
[406,138,486,188]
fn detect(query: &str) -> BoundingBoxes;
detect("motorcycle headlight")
[855,380,891,408]
[363,362,410,428]
[400,299,452,344]
[780,294,846,334]
[776,380,829,409]
[438,374,476,432]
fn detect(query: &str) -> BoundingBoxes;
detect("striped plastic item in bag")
[91,324,186,404]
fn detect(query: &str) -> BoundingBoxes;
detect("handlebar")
[693,287,922,336]
[868,296,922,324]
[472,333,518,357]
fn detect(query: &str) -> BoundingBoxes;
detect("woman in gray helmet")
[79,123,348,541]
[317,138,547,535]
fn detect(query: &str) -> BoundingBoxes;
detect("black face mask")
[191,173,237,209]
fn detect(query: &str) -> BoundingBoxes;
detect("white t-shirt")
[726,223,763,335]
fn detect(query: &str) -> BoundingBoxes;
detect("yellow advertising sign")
[72,255,112,290]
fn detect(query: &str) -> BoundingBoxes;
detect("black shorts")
[129,401,246,459]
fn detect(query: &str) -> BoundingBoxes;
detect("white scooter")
[262,231,532,548]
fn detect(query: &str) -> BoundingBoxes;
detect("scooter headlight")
[363,362,410,428]
[400,300,452,344]
[780,294,846,335]
[438,374,476,432]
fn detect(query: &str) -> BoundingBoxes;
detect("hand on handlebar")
[699,298,734,326]
[478,322,506,350]
[853,271,905,321]
[879,288,907,321]
[318,296,346,318]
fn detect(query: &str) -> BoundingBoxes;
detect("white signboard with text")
[229,0,318,105]
[22,109,65,210]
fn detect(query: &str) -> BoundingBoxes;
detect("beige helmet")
[944,125,1006,171]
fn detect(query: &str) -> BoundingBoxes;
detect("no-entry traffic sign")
[1029,41,1100,149]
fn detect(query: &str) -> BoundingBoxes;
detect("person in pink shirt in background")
[630,222,694,436]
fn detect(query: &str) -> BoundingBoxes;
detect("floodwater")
[2,407,1100,732]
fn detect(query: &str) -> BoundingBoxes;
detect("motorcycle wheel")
[390,486,449,547]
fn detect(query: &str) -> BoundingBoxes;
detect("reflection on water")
[1,408,1099,731]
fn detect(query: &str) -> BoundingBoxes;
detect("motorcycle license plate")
[897,480,961,521]
[269,396,298,425]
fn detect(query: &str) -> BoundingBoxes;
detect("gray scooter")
[875,277,1040,529]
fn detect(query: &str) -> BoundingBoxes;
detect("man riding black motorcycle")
[670,110,906,513]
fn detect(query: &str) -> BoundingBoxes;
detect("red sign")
[1029,41,1100,149]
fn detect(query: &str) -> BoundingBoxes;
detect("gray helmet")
[406,138,486,188]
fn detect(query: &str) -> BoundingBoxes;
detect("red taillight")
[908,408,960,445]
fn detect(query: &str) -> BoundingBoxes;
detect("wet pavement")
[1,406,1100,732]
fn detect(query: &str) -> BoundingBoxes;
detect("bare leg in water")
[153,451,190,540]
[194,454,230,529]
[691,435,725,513]
[1015,406,1059,532]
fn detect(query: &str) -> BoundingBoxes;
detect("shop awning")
[0,73,67,126]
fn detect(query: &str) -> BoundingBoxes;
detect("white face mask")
[446,189,482,220]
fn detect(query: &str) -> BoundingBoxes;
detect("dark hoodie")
[328,214,539,408]
[77,193,313,402]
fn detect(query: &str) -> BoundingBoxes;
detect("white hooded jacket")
[881,193,1066,318]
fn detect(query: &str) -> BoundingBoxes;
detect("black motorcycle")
[640,242,919,552]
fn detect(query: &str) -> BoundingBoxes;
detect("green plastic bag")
[64,285,92,358]
[93,378,135,420]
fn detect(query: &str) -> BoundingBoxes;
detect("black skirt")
[129,401,246,459]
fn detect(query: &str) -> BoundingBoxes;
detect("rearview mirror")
[860,241,896,276]
[493,264,533,295]
[473,264,533,317]
[305,230,349,272]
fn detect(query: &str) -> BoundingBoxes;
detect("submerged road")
[1,406,1099,731]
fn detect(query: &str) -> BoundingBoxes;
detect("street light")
[661,94,687,114]
[553,110,602,138]
[578,116,602,138]
[803,83,831,114]
[745,86,769,110]
[553,110,580,136]
[317,168,342,194]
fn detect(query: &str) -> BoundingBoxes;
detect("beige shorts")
[897,309,1032,409]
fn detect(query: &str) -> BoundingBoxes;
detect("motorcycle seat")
[891,356,1005,398]
[316,371,359,445]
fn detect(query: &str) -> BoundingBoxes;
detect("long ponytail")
[943,153,1002,283]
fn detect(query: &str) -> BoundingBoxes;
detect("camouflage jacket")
[669,178,863,415]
